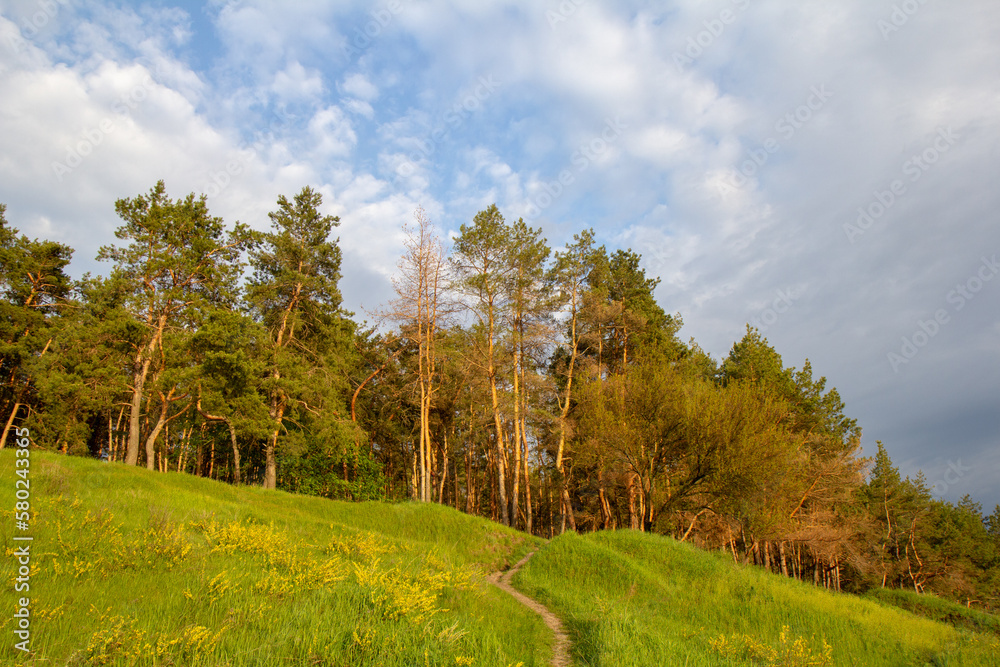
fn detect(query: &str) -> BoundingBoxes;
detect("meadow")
[1,451,550,665]
[514,530,999,665]
[2,451,997,665]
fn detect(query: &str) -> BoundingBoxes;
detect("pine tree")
[0,204,74,448]
[97,181,245,468]
[245,186,352,489]
[450,204,516,526]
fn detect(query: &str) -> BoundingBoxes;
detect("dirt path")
[489,550,572,667]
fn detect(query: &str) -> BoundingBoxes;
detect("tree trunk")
[489,370,509,527]
[438,431,449,504]
[410,447,419,500]
[523,430,533,534]
[144,394,170,470]
[264,279,302,490]
[209,435,216,479]
[145,388,188,470]
[126,349,153,465]
[488,447,498,522]
[1,338,51,450]
[598,466,611,530]
[453,445,461,511]
[195,427,205,477]
[681,509,708,542]
[228,421,241,484]
[265,394,285,489]
[265,429,279,488]
[628,473,640,530]
[465,447,474,514]
[126,316,165,466]
[0,402,22,450]
[177,427,190,473]
[419,383,428,501]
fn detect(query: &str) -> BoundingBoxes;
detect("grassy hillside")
[1,451,551,665]
[513,530,999,665]
[3,451,997,666]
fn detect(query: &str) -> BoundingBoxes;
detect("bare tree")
[386,208,449,502]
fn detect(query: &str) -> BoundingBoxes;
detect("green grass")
[513,530,1000,666]
[1,451,550,665]
[3,451,998,666]
[863,588,1000,637]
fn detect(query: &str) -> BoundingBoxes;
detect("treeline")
[1,183,998,611]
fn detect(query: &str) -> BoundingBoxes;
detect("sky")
[1,0,998,510]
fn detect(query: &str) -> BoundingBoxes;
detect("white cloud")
[626,125,700,169]
[307,105,357,158]
[2,0,1000,508]
[271,60,324,101]
[344,98,374,118]
[342,72,378,101]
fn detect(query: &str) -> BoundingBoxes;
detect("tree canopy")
[3,191,996,612]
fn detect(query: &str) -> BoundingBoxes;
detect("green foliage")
[451,203,513,310]
[277,421,386,501]
[3,188,998,627]
[721,325,794,390]
[0,203,75,446]
[581,244,684,371]
[721,326,859,447]
[99,180,245,318]
[246,185,345,335]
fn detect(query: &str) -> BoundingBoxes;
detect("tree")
[546,229,599,532]
[451,204,515,526]
[506,218,550,531]
[98,181,245,468]
[860,443,934,591]
[386,208,449,502]
[720,325,794,390]
[988,505,1000,544]
[190,309,271,484]
[0,204,74,449]
[16,275,132,457]
[246,186,351,489]
[584,247,683,373]
[579,363,797,533]
[722,327,859,451]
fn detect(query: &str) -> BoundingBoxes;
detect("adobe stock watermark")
[341,0,412,60]
[5,0,70,54]
[200,105,296,198]
[878,0,931,41]
[546,0,587,29]
[888,253,999,373]
[749,288,798,333]
[928,459,972,500]
[395,75,501,179]
[524,116,627,220]
[720,84,833,192]
[50,75,158,182]
[843,126,960,244]
[673,0,751,73]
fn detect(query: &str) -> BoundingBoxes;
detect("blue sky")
[1,0,999,510]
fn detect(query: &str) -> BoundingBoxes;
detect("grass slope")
[3,452,997,666]
[513,530,999,665]
[1,451,551,665]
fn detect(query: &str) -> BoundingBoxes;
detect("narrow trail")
[489,549,572,667]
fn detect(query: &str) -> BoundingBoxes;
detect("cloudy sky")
[1,0,998,509]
